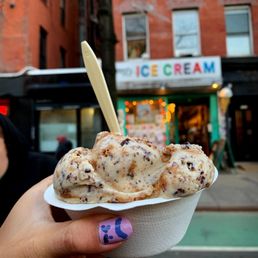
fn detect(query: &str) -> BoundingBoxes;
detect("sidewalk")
[197,162,258,211]
[149,163,258,258]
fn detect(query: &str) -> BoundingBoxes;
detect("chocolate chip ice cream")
[53,131,215,203]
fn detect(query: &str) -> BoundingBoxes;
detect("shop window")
[39,109,77,152]
[81,107,102,148]
[123,98,167,147]
[60,0,66,27]
[39,26,47,69]
[172,10,200,57]
[225,6,252,56]
[123,14,148,59]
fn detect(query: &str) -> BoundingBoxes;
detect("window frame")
[41,0,48,5]
[60,0,66,27]
[172,9,201,57]
[224,5,253,57]
[122,13,149,60]
[60,46,66,68]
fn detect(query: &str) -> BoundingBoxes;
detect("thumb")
[42,214,133,256]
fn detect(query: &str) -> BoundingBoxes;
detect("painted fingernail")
[98,217,133,245]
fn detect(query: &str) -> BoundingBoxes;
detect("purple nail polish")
[98,217,133,245]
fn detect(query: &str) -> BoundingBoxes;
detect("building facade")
[0,0,104,152]
[112,0,258,161]
[0,0,80,71]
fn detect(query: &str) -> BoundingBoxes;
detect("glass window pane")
[173,10,199,56]
[173,11,198,34]
[125,15,146,39]
[39,109,77,152]
[124,14,147,59]
[175,35,198,49]
[225,7,252,56]
[226,35,251,56]
[226,12,249,34]
[125,99,167,148]
[127,39,146,59]
[81,107,102,148]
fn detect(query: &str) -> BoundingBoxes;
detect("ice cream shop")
[116,56,222,155]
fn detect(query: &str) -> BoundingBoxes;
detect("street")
[148,209,258,258]
[152,249,258,258]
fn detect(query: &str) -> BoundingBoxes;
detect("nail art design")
[99,217,133,245]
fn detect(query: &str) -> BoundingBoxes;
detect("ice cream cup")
[44,168,218,258]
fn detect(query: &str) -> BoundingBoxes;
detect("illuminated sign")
[116,56,222,89]
[0,99,9,116]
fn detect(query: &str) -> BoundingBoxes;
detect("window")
[123,14,148,59]
[60,0,66,26]
[225,6,252,56]
[39,109,77,152]
[38,107,102,152]
[60,47,66,68]
[172,10,200,57]
[39,26,47,68]
[41,0,48,5]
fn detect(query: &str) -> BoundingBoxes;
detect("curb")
[196,207,258,212]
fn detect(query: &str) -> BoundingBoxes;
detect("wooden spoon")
[81,41,120,133]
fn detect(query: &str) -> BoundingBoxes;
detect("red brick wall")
[149,2,173,59]
[113,1,124,61]
[113,0,258,60]
[0,0,27,71]
[199,0,226,56]
[0,0,79,72]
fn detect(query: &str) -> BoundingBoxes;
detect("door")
[230,96,258,161]
[178,105,210,154]
[234,107,255,160]
[169,97,210,155]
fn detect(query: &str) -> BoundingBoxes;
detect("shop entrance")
[169,97,210,154]
[230,96,258,161]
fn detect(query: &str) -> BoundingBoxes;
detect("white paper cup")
[44,168,218,258]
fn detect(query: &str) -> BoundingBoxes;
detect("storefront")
[25,68,105,153]
[0,68,106,153]
[222,57,258,161]
[116,56,222,155]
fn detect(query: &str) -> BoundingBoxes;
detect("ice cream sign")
[116,56,222,89]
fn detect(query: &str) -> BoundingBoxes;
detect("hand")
[0,176,132,258]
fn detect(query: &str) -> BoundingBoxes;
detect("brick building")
[0,0,104,152]
[0,0,80,72]
[113,0,258,59]
[113,0,258,162]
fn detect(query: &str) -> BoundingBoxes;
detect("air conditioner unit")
[175,49,199,57]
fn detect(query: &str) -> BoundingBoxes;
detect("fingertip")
[55,215,132,255]
[98,217,133,245]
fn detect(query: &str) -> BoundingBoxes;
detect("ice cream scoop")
[53,131,215,204]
